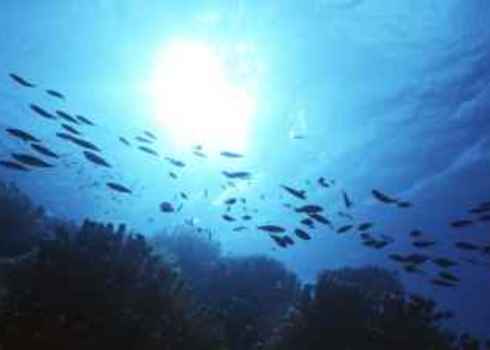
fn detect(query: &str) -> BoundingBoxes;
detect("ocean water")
[0,0,489,346]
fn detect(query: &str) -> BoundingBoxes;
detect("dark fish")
[438,271,460,283]
[360,233,373,240]
[282,235,295,246]
[135,136,153,144]
[397,201,412,208]
[61,123,81,135]
[336,225,353,234]
[242,215,252,221]
[224,198,237,206]
[233,226,248,232]
[308,213,333,228]
[12,153,52,168]
[450,220,473,228]
[478,214,490,222]
[222,171,251,180]
[430,279,456,287]
[56,133,101,152]
[300,218,315,228]
[107,182,132,194]
[83,151,111,168]
[358,222,374,231]
[257,225,286,233]
[342,191,353,208]
[404,264,424,274]
[270,235,287,248]
[405,253,430,265]
[220,151,244,158]
[46,89,65,100]
[294,228,311,240]
[139,146,159,157]
[76,115,95,126]
[380,234,395,243]
[222,214,236,222]
[180,192,188,200]
[388,254,408,263]
[160,202,175,212]
[169,172,178,179]
[363,239,388,249]
[30,104,56,119]
[318,177,330,188]
[295,204,323,214]
[0,160,29,171]
[143,130,157,140]
[176,203,183,212]
[165,157,186,167]
[410,229,422,238]
[432,257,458,268]
[338,211,354,220]
[31,144,58,159]
[455,241,479,251]
[371,189,397,204]
[280,185,306,200]
[469,207,490,214]
[6,128,40,143]
[193,150,207,158]
[56,110,79,124]
[119,137,130,146]
[9,73,36,87]
[413,240,436,248]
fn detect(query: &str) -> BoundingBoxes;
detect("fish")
[280,185,306,200]
[224,198,237,206]
[413,240,436,248]
[0,160,29,171]
[270,235,287,248]
[294,228,312,240]
[137,146,158,157]
[107,182,132,194]
[143,131,157,140]
[30,104,56,119]
[160,202,175,212]
[342,191,353,208]
[119,137,130,146]
[282,235,295,246]
[83,151,111,168]
[193,150,207,158]
[31,144,58,159]
[450,220,473,228]
[358,222,374,231]
[11,153,52,168]
[6,128,40,143]
[135,136,153,144]
[232,226,248,232]
[242,215,252,221]
[336,225,353,234]
[300,218,315,228]
[222,171,251,180]
[469,207,490,214]
[410,230,422,238]
[371,189,397,204]
[9,73,36,87]
[220,151,244,158]
[76,115,95,126]
[338,211,354,220]
[222,214,236,222]
[388,254,408,263]
[455,241,479,251]
[403,264,424,274]
[165,157,186,167]
[56,133,101,152]
[56,110,79,124]
[397,201,412,208]
[169,172,178,179]
[432,257,458,268]
[405,254,430,265]
[61,123,81,135]
[176,203,183,212]
[257,225,286,233]
[438,271,460,283]
[363,240,388,249]
[360,233,373,240]
[180,192,188,200]
[46,89,65,100]
[295,204,323,214]
[478,214,490,222]
[308,213,333,228]
[318,177,330,188]
[430,279,456,287]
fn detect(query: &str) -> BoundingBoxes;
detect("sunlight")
[148,40,255,152]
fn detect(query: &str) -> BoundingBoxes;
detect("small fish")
[180,192,188,200]
[300,218,315,228]
[176,203,183,212]
[222,171,251,180]
[455,241,479,251]
[222,214,236,222]
[257,225,286,233]
[280,185,306,200]
[139,146,159,157]
[450,220,473,228]
[119,137,130,146]
[160,202,175,212]
[76,115,95,126]
[83,151,111,168]
[360,233,373,240]
[232,226,248,232]
[469,207,490,214]
[308,213,333,228]
[295,204,323,214]
[430,279,456,287]
[405,253,430,265]
[46,89,65,100]
[404,264,424,274]
[193,150,207,158]
[270,235,287,248]
[336,225,353,234]
[56,133,101,152]
[165,157,186,167]
[478,214,490,222]
[338,211,354,220]
[220,151,244,158]
[358,222,374,231]
[224,198,237,206]
[410,230,422,238]
[432,257,458,268]
[242,215,252,221]
[413,240,436,248]
[30,104,56,119]
[6,128,40,143]
[9,73,36,87]
[135,136,153,144]
[61,123,81,135]
[56,110,79,124]
[169,172,178,179]
[318,177,330,188]
[282,235,295,246]
[143,130,157,140]
[294,228,311,240]
[438,271,460,283]
[31,144,58,159]
[107,182,132,194]
[11,153,52,168]
[0,160,29,171]
[371,189,397,204]
[342,191,353,208]
[397,201,412,208]
[388,254,408,263]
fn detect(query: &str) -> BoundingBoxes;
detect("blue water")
[1,0,489,340]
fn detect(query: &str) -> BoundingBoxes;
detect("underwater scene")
[0,0,489,349]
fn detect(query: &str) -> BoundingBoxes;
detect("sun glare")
[149,40,255,152]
